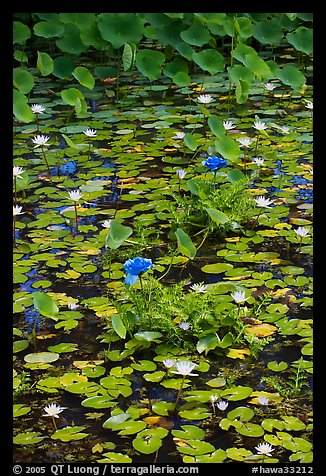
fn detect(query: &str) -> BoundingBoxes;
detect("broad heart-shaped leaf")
[51,426,89,442]
[61,87,85,106]
[113,420,147,435]
[180,22,211,46]
[208,115,225,139]
[13,89,34,123]
[186,178,210,196]
[97,452,132,463]
[235,79,251,104]
[81,396,117,409]
[172,71,192,87]
[243,52,271,80]
[221,385,253,401]
[13,404,31,418]
[196,333,219,354]
[172,425,206,440]
[253,18,284,46]
[111,314,127,339]
[33,20,65,38]
[205,208,230,224]
[134,331,162,342]
[135,49,165,81]
[227,169,247,184]
[227,406,254,422]
[286,27,312,55]
[13,68,34,94]
[214,137,241,162]
[267,361,288,372]
[13,431,45,445]
[72,67,95,90]
[274,65,306,91]
[175,228,197,259]
[176,439,216,456]
[13,21,31,44]
[105,219,133,250]
[183,133,198,151]
[236,422,265,437]
[32,291,59,318]
[192,49,225,75]
[152,401,175,416]
[53,55,75,79]
[132,435,162,454]
[98,13,144,49]
[37,51,54,76]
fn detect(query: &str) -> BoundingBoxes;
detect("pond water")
[13,50,313,465]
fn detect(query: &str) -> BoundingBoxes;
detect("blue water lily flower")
[123,257,154,285]
[202,156,227,171]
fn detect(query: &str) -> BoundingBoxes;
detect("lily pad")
[24,352,59,364]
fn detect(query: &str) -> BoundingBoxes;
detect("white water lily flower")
[31,104,46,114]
[253,121,268,132]
[305,101,313,110]
[237,137,253,148]
[83,128,97,137]
[176,169,186,179]
[173,132,185,139]
[43,403,67,418]
[163,359,175,368]
[172,361,198,376]
[295,227,309,238]
[264,83,277,91]
[67,302,79,310]
[13,166,25,178]
[13,205,24,216]
[102,220,112,228]
[68,190,84,202]
[255,442,275,457]
[231,291,248,304]
[216,400,229,411]
[32,134,50,147]
[254,196,274,208]
[222,120,236,130]
[190,283,207,293]
[197,94,213,104]
[252,157,265,167]
[258,396,269,406]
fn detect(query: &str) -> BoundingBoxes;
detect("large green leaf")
[214,136,241,161]
[53,55,75,79]
[175,228,197,259]
[192,49,225,75]
[253,18,284,46]
[32,291,59,318]
[205,208,230,224]
[286,27,313,55]
[13,432,45,445]
[180,22,211,46]
[13,90,34,123]
[208,115,225,138]
[51,426,89,442]
[135,49,165,81]
[183,133,198,151]
[187,178,211,196]
[33,20,65,38]
[13,68,34,94]
[98,13,144,49]
[105,219,133,250]
[235,79,251,104]
[55,24,88,54]
[274,65,306,91]
[72,66,95,90]
[112,314,127,339]
[13,21,31,44]
[132,435,162,454]
[37,51,54,76]
[196,333,219,354]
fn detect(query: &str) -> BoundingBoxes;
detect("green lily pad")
[221,386,253,401]
[172,425,206,440]
[201,263,233,274]
[143,371,165,382]
[82,366,106,378]
[152,401,176,416]
[13,339,29,353]
[132,435,162,454]
[97,452,132,463]
[51,426,89,442]
[227,406,254,422]
[47,343,78,353]
[131,360,157,372]
[81,396,117,409]
[267,361,288,372]
[177,439,216,456]
[13,404,31,418]
[236,422,265,437]
[112,420,147,435]
[13,431,45,445]
[178,407,211,420]
[24,352,59,364]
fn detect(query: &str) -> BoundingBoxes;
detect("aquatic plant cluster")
[13,12,312,464]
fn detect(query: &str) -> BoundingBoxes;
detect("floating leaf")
[32,291,59,318]
[267,361,288,372]
[221,386,252,401]
[51,426,89,442]
[176,439,216,455]
[13,432,45,445]
[111,314,127,339]
[105,220,133,250]
[81,396,117,409]
[24,352,59,364]
[13,404,31,418]
[132,435,162,454]
[172,425,206,440]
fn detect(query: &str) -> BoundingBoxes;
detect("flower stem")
[88,140,91,161]
[14,177,17,205]
[41,145,51,176]
[174,376,185,410]
[254,136,259,156]
[139,274,144,293]
[251,209,262,229]
[52,416,57,430]
[13,217,17,246]
[74,203,79,235]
